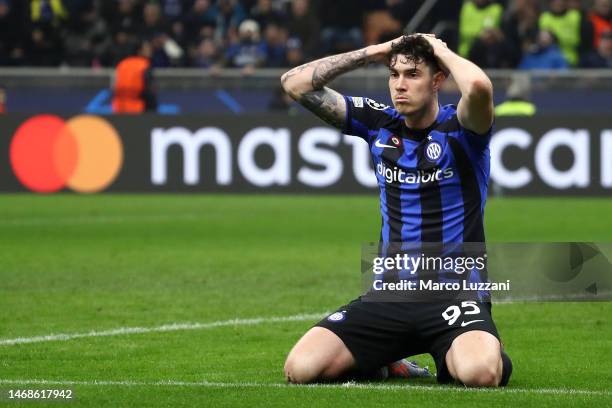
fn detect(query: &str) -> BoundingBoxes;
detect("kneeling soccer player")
[280,34,512,387]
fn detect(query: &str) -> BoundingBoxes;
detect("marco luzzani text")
[371,253,511,292]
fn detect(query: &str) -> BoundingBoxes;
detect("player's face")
[388,55,444,116]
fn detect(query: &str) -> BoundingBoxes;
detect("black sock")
[499,350,513,386]
[326,367,386,383]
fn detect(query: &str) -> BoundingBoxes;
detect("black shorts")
[315,297,500,383]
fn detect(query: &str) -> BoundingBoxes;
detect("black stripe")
[342,96,353,135]
[448,137,488,296]
[416,143,443,243]
[377,221,384,258]
[447,137,485,243]
[416,139,444,285]
[436,114,461,133]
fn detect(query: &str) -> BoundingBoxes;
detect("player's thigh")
[445,330,502,382]
[284,326,356,381]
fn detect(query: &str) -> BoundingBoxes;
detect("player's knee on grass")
[284,353,351,384]
[453,353,502,387]
[284,327,356,384]
[284,356,319,384]
[446,331,504,387]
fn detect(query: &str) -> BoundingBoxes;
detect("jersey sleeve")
[440,104,493,154]
[341,96,395,144]
[460,122,494,154]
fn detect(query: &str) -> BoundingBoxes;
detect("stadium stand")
[0,0,609,69]
[0,1,609,114]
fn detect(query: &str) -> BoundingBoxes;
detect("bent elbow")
[281,65,315,100]
[280,71,291,89]
[468,78,493,100]
[280,73,295,97]
[280,76,304,100]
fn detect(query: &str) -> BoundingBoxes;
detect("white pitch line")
[0,379,609,396]
[0,213,202,226]
[0,303,552,347]
[0,313,326,346]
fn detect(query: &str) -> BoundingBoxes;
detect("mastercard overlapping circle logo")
[10,115,123,193]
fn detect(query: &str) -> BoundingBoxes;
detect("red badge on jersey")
[391,136,401,146]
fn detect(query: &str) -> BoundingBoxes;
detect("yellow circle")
[65,115,123,193]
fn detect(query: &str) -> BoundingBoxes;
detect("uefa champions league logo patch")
[425,141,442,162]
[327,311,346,322]
[365,98,389,111]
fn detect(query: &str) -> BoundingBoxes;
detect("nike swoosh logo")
[460,319,484,327]
[374,139,397,149]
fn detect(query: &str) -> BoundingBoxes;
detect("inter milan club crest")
[425,140,443,162]
[327,311,346,322]
[391,136,401,147]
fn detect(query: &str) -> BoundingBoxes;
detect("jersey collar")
[401,104,444,142]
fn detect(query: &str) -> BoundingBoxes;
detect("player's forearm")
[280,46,384,100]
[436,48,493,101]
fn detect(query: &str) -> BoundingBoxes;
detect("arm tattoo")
[298,88,346,129]
[280,62,314,88]
[282,48,369,129]
[311,49,369,89]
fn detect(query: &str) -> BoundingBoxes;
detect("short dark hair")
[389,35,442,74]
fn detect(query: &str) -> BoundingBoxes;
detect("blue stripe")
[438,144,465,243]
[372,144,390,245]
[85,89,113,114]
[215,90,243,114]
[452,132,491,215]
[379,184,390,244]
[350,118,374,142]
[397,143,421,243]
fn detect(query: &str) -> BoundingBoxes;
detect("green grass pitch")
[0,195,610,407]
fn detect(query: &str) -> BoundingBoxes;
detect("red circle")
[9,115,77,193]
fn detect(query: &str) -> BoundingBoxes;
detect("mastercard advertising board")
[9,115,123,193]
[0,113,610,195]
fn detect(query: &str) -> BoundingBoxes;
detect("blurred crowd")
[0,0,610,70]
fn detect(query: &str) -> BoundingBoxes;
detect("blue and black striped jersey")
[343,95,491,245]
